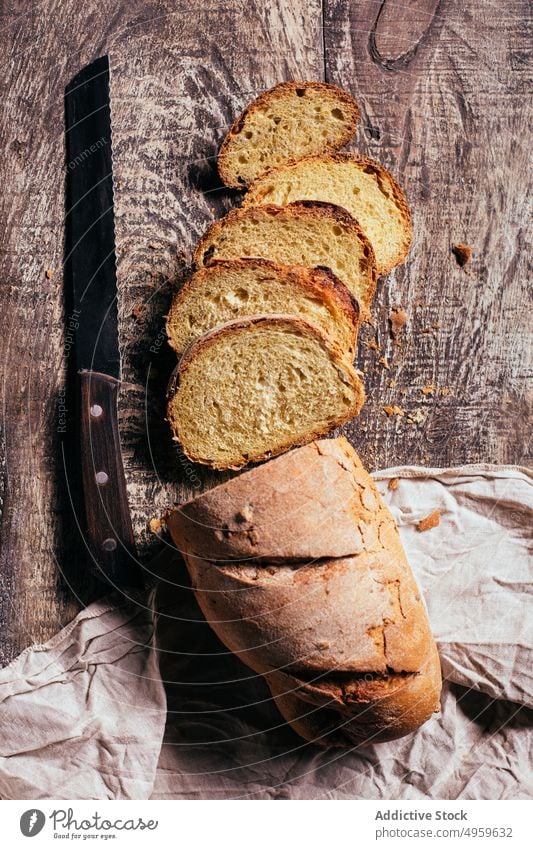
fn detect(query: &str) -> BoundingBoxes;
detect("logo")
[20,810,46,837]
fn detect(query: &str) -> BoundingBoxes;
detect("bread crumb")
[452,243,473,267]
[406,408,428,425]
[388,478,399,491]
[388,378,397,388]
[417,510,441,532]
[149,516,164,534]
[421,384,437,395]
[440,387,453,396]
[383,405,404,417]
[45,268,54,279]
[365,338,381,352]
[389,307,408,340]
[132,303,146,324]
[378,356,390,369]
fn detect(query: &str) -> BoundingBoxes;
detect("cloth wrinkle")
[0,465,530,800]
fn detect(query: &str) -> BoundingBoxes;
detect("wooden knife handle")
[79,370,142,587]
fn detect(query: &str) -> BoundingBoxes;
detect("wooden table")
[0,0,530,664]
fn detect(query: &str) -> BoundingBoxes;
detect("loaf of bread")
[218,82,359,188]
[166,258,360,358]
[244,153,412,275]
[193,201,377,317]
[166,317,365,470]
[167,438,442,746]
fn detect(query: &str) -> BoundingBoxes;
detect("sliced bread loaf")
[244,153,412,275]
[167,316,365,470]
[193,201,376,317]
[166,258,360,358]
[218,82,359,188]
[167,438,441,746]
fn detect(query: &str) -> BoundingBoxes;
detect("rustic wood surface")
[0,0,531,664]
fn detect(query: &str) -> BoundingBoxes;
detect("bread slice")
[166,316,365,470]
[244,153,412,275]
[166,258,360,358]
[218,82,359,188]
[193,201,377,317]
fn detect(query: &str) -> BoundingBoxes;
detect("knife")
[65,56,142,588]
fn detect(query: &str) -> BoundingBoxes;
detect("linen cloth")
[0,464,531,800]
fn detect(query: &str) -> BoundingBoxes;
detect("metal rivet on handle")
[101,538,117,552]
[95,471,108,485]
[90,404,103,417]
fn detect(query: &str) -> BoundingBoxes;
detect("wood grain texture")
[324,0,532,469]
[0,0,323,662]
[0,0,531,662]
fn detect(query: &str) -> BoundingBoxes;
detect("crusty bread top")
[166,318,365,470]
[165,257,360,357]
[193,200,377,317]
[171,437,434,675]
[268,641,442,746]
[167,438,373,562]
[169,437,441,744]
[244,153,413,275]
[218,81,360,188]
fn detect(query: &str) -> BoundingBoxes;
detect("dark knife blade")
[65,56,141,588]
[65,55,119,378]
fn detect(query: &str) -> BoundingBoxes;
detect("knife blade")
[65,56,142,588]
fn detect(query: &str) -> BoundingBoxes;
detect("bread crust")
[166,317,365,470]
[218,81,360,188]
[268,642,442,747]
[243,152,413,275]
[166,439,373,562]
[168,438,442,745]
[165,257,361,357]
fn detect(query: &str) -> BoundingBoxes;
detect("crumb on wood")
[406,407,428,425]
[383,405,404,417]
[440,387,453,396]
[365,338,381,352]
[452,243,473,267]
[149,516,165,535]
[389,306,408,340]
[132,303,146,324]
[388,477,399,491]
[417,510,441,532]
[388,378,397,388]
[45,268,54,279]
[378,356,390,369]
[421,384,437,395]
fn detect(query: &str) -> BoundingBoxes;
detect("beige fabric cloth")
[0,464,531,800]
[0,592,166,799]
